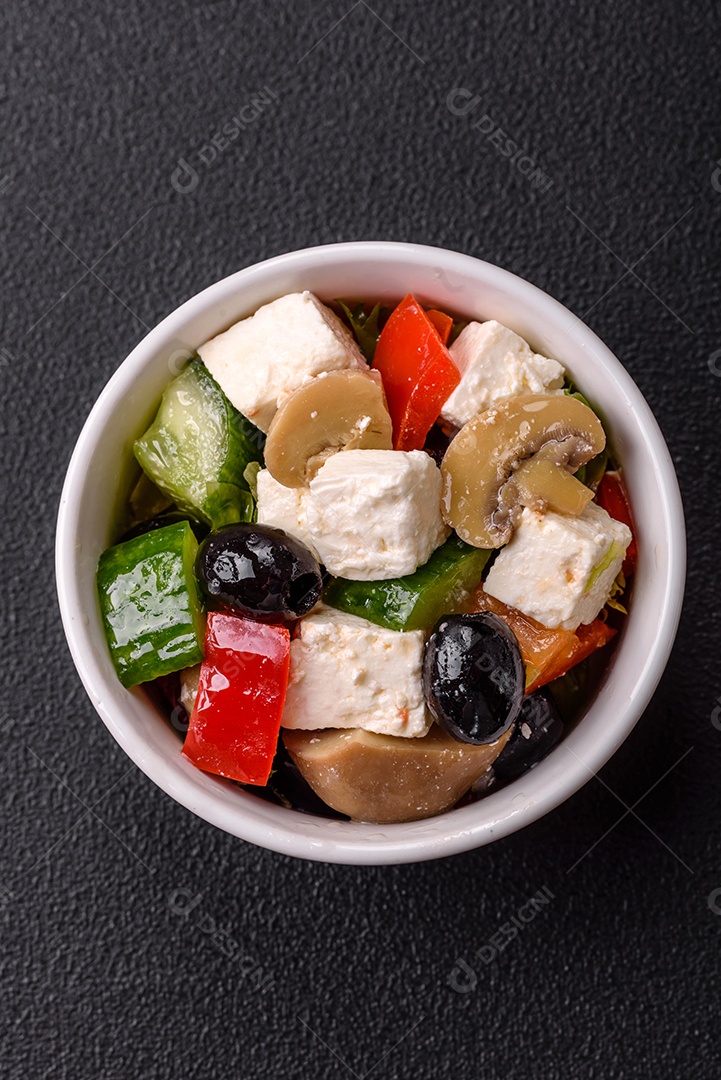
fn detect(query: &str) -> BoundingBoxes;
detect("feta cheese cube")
[255,468,319,560]
[441,320,565,428]
[484,501,632,630]
[306,449,449,580]
[282,607,430,737]
[198,291,367,432]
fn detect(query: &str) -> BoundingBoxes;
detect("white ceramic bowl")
[56,242,685,865]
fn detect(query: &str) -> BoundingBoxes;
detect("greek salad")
[96,290,636,824]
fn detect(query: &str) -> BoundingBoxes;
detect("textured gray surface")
[2,0,720,1076]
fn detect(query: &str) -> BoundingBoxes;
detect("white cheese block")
[441,320,565,428]
[306,449,449,580]
[198,291,367,432]
[484,501,631,630]
[282,607,430,737]
[255,468,319,560]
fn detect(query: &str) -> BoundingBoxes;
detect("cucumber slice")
[134,359,264,529]
[323,534,492,632]
[97,520,205,688]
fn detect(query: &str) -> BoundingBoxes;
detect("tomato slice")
[183,612,290,785]
[535,618,616,691]
[595,471,637,575]
[471,589,616,693]
[373,294,460,451]
[425,308,453,345]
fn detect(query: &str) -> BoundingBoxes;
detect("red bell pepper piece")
[595,471,637,575]
[183,612,290,785]
[373,294,460,451]
[425,308,453,345]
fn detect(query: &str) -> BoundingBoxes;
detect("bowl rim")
[55,240,686,865]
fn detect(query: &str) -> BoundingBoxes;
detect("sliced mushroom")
[283,724,510,824]
[513,454,594,516]
[441,393,605,548]
[264,370,393,487]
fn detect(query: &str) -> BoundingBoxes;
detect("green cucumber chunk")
[323,534,492,632]
[134,359,263,529]
[97,520,205,688]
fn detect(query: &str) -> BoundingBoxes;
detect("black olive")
[423,612,524,745]
[196,523,323,622]
[493,690,564,779]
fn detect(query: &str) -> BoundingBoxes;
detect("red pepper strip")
[425,308,453,345]
[183,612,290,785]
[373,294,460,451]
[595,471,637,576]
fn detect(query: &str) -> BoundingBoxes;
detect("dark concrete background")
[2,0,720,1076]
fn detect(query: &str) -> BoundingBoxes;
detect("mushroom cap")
[440,393,606,548]
[283,725,511,823]
[264,369,393,488]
